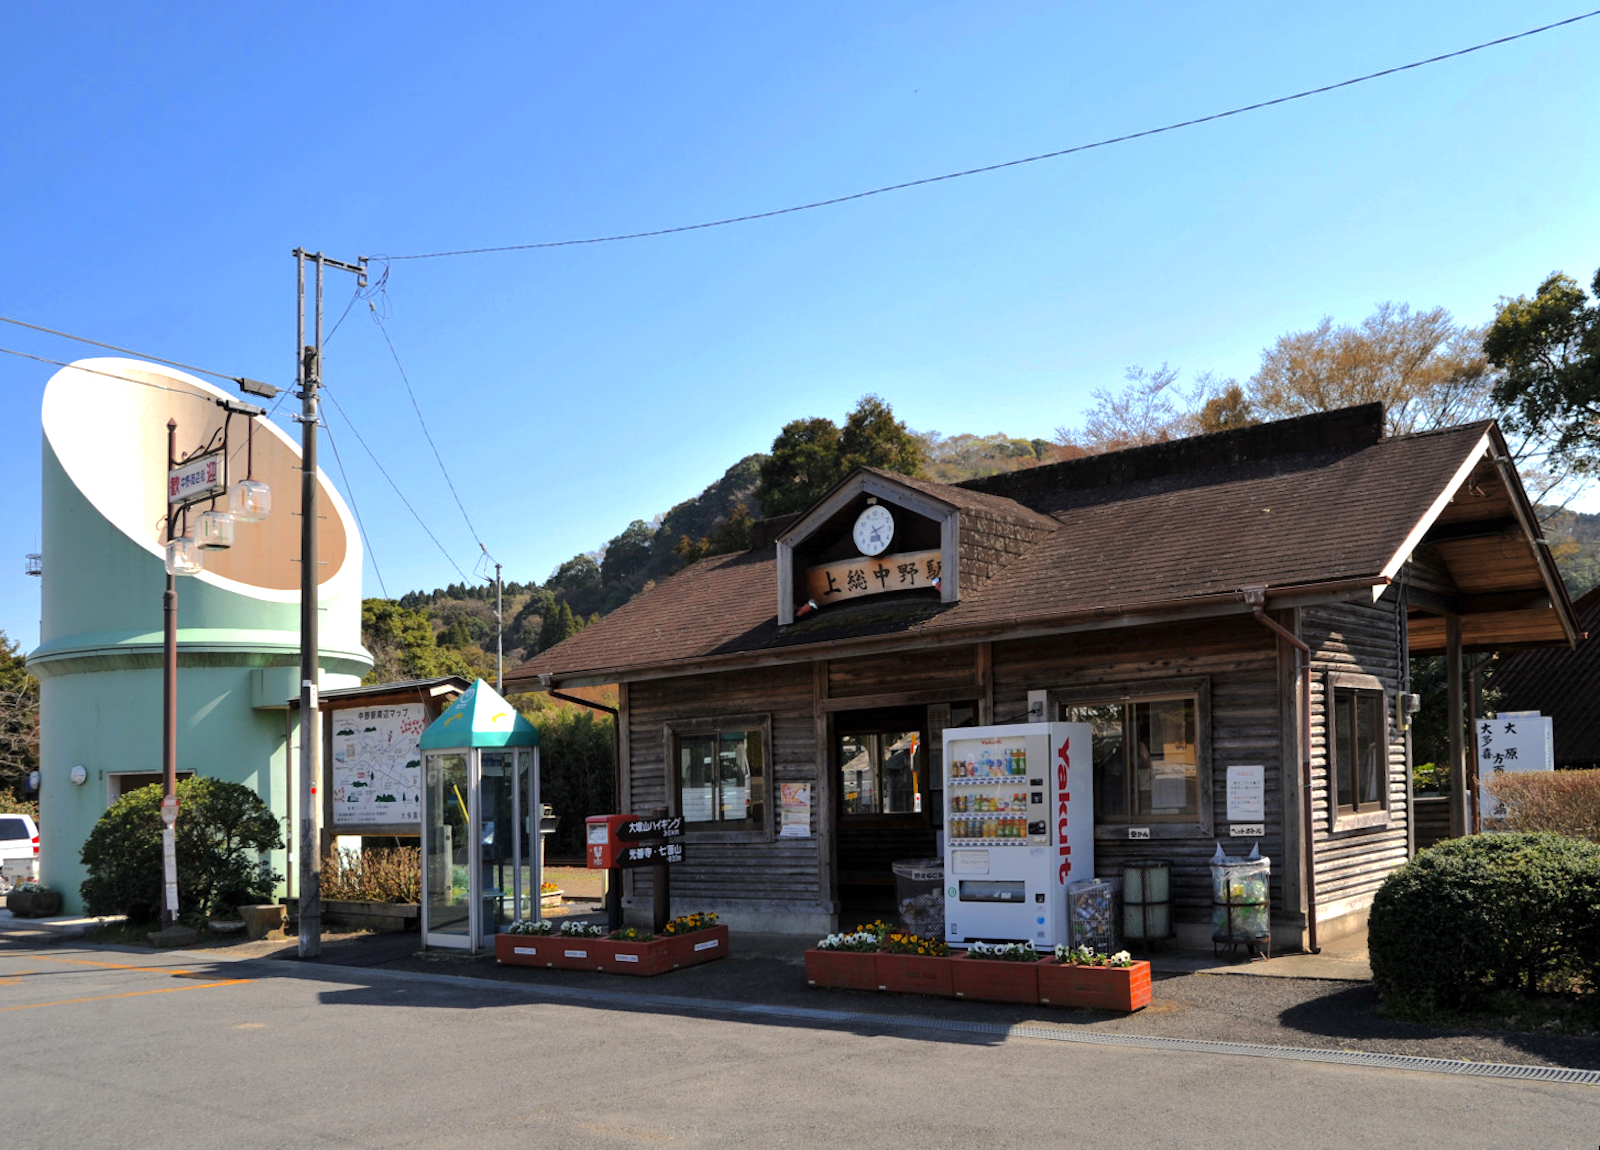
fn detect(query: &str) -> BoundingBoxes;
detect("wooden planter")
[495,924,729,977]
[875,951,955,996]
[5,889,63,918]
[1035,959,1151,1012]
[804,949,881,991]
[322,900,420,932]
[951,953,1041,1004]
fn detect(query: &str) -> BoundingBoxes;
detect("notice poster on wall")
[1478,713,1554,821]
[779,782,812,837]
[1226,765,1265,822]
[331,704,427,827]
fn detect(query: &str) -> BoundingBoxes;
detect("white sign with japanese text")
[1477,713,1554,820]
[1226,765,1265,822]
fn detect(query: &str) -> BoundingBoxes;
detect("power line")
[368,306,486,550]
[0,345,205,398]
[380,10,1600,262]
[319,384,474,583]
[321,415,389,600]
[0,314,269,391]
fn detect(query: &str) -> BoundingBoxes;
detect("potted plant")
[875,931,954,996]
[1037,946,1151,1011]
[805,920,890,991]
[6,880,63,918]
[952,940,1041,1003]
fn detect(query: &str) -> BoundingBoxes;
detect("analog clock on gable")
[852,504,895,556]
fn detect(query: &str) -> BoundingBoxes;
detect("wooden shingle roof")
[509,405,1573,687]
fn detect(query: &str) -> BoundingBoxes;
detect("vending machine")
[942,722,1093,949]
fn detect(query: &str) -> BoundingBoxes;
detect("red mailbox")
[586,814,632,869]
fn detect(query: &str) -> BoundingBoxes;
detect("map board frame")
[329,703,427,832]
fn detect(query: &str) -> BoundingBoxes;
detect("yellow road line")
[30,955,202,976]
[0,979,251,1012]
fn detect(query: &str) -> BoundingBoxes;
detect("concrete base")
[147,925,200,947]
[622,898,834,938]
[238,903,286,940]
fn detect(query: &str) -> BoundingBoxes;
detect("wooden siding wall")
[1304,594,1411,911]
[625,665,826,912]
[991,617,1288,925]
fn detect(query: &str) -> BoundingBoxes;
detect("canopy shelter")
[417,679,540,952]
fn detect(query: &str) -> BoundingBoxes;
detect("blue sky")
[2,3,1597,647]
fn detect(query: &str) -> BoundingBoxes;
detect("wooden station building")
[509,405,1580,948]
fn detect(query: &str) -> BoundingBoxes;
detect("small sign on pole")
[168,450,227,506]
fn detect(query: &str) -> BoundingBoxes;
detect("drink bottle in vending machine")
[941,722,1093,949]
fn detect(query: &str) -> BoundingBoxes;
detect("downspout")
[543,680,622,814]
[1242,587,1320,954]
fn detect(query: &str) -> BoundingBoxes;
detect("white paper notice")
[1226,765,1265,822]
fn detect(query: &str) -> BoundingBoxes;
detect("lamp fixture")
[165,534,204,575]
[196,509,235,550]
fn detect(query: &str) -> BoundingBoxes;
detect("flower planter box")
[875,952,955,996]
[1035,959,1151,1012]
[5,890,63,918]
[951,953,1040,1004]
[804,949,881,991]
[662,924,730,971]
[495,924,729,976]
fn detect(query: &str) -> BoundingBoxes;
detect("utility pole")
[496,561,503,693]
[161,419,180,934]
[294,248,366,959]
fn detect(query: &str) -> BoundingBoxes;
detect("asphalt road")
[2,943,1596,1150]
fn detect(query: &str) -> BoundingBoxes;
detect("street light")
[158,411,270,937]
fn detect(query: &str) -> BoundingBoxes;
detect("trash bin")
[1211,850,1271,958]
[1066,879,1118,954]
[1121,859,1173,944]
[892,858,945,936]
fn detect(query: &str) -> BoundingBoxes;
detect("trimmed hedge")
[80,778,283,922]
[1368,833,1600,1013]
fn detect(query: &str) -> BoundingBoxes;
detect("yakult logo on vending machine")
[1056,737,1073,884]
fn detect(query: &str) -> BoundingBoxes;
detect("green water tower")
[27,358,372,913]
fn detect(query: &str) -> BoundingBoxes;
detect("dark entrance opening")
[832,703,975,927]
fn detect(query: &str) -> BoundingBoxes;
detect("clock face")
[853,504,895,556]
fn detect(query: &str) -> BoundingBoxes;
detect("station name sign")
[804,548,942,606]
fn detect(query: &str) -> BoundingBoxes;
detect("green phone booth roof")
[418,679,539,750]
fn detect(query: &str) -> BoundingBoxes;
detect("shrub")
[1482,770,1600,842]
[1368,833,1600,1013]
[80,778,283,923]
[0,792,39,820]
[321,846,422,903]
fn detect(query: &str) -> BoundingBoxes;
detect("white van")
[0,812,40,892]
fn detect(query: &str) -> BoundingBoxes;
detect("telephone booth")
[418,679,540,953]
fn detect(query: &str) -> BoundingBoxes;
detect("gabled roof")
[509,405,1578,688]
[1491,586,1600,766]
[419,679,539,749]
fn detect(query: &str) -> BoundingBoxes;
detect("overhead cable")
[379,10,1600,261]
[369,306,486,550]
[0,314,272,394]
[322,416,390,600]
[319,385,474,583]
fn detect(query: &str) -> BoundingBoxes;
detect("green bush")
[321,846,421,903]
[1368,833,1600,1013]
[80,778,284,923]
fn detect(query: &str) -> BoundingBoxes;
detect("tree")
[674,502,755,564]
[545,554,604,619]
[1246,303,1490,436]
[361,599,493,684]
[1054,364,1250,453]
[0,631,38,800]
[1485,267,1600,478]
[538,601,580,653]
[839,394,925,476]
[756,396,924,516]
[756,416,844,516]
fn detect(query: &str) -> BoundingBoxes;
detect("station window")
[1332,687,1386,814]
[672,722,766,834]
[1064,694,1202,823]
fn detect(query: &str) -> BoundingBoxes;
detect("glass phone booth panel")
[423,752,471,947]
[423,746,538,950]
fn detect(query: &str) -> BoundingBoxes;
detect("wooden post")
[1446,615,1468,839]
[651,806,670,932]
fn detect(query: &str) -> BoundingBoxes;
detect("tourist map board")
[331,703,427,827]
